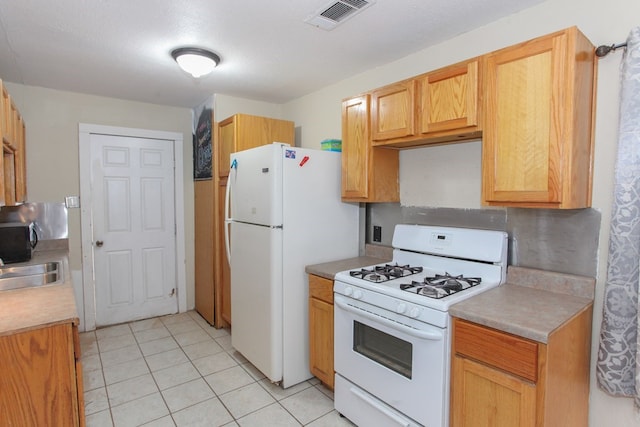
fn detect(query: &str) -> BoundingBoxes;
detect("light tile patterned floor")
[81,311,355,427]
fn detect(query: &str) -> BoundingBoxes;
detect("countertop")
[449,266,595,343]
[305,250,596,345]
[305,256,391,280]
[0,245,77,337]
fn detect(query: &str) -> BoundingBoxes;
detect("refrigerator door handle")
[224,173,232,266]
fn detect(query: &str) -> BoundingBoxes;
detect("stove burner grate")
[349,264,423,283]
[400,273,481,299]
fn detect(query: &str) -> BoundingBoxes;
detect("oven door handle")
[335,299,443,341]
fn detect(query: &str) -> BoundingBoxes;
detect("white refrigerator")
[225,142,359,388]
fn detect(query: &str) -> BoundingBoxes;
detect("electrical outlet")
[373,225,382,242]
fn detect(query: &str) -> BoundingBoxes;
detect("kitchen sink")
[0,262,62,291]
[0,262,59,278]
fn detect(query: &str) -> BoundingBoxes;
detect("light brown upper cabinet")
[419,58,481,139]
[341,95,399,202]
[371,79,416,142]
[0,80,27,206]
[482,27,596,208]
[370,59,482,148]
[341,26,596,208]
[1,84,14,146]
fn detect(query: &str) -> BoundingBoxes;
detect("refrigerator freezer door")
[229,144,283,227]
[230,221,284,383]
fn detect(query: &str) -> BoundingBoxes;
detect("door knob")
[95,240,104,247]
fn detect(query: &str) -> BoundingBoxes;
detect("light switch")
[65,196,80,209]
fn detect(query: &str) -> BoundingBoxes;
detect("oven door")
[334,293,449,427]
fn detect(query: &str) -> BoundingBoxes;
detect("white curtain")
[597,26,640,408]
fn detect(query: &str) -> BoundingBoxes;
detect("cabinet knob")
[95,240,104,247]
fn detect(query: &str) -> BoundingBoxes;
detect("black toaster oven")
[0,223,33,263]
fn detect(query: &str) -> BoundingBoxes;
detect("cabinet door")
[451,355,536,427]
[309,296,334,389]
[341,95,370,199]
[194,179,215,325]
[218,117,235,178]
[0,324,80,426]
[308,275,334,389]
[482,33,564,205]
[420,59,479,134]
[371,80,416,142]
[3,145,15,205]
[72,324,85,427]
[1,87,13,146]
[14,116,26,202]
[0,83,5,206]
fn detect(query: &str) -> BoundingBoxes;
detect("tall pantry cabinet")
[194,113,294,327]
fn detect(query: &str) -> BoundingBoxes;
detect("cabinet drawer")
[453,318,538,382]
[309,275,333,304]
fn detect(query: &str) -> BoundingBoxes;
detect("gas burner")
[400,273,481,299]
[349,264,423,283]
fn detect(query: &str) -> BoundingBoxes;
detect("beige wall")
[214,93,285,123]
[4,83,196,310]
[281,0,640,424]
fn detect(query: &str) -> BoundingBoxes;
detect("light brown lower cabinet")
[0,321,85,426]
[308,274,334,389]
[450,311,591,427]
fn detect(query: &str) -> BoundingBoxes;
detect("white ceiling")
[0,0,544,108]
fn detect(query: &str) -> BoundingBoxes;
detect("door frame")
[78,123,187,331]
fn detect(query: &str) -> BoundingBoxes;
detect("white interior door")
[90,133,177,326]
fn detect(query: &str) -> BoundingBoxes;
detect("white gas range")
[333,224,508,427]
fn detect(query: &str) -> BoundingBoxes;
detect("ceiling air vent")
[305,0,376,31]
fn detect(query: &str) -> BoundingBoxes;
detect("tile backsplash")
[367,204,600,278]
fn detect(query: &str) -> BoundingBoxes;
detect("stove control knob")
[396,303,407,314]
[344,287,353,297]
[353,289,363,300]
[408,307,421,318]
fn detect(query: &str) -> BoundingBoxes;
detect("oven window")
[353,321,412,378]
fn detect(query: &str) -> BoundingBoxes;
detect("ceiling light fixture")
[171,47,221,78]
